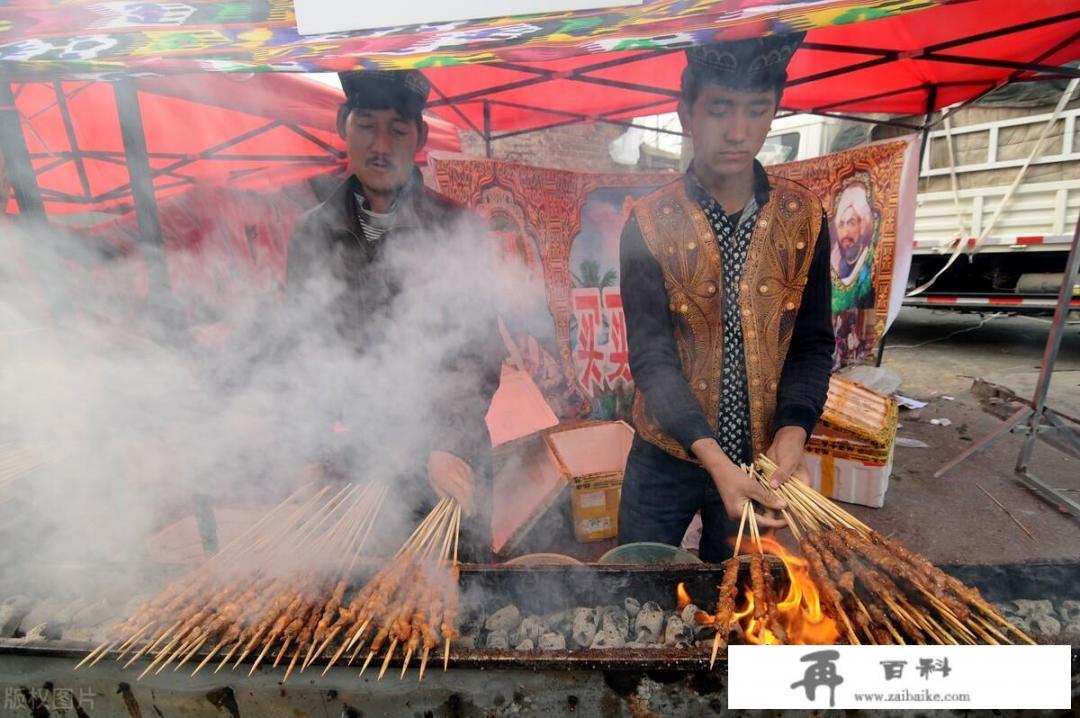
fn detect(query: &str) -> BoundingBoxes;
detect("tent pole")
[0,78,72,319]
[876,85,937,368]
[483,100,492,158]
[113,77,171,297]
[0,80,46,220]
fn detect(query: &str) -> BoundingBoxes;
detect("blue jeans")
[617,435,740,563]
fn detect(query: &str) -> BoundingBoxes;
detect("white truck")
[758,101,1080,312]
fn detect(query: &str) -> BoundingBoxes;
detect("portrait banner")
[769,137,916,367]
[431,139,915,419]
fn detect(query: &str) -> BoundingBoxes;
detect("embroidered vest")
[630,176,823,462]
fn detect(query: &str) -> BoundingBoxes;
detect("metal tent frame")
[933,214,1080,520]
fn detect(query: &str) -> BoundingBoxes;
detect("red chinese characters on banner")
[572,289,605,394]
[572,287,633,397]
[603,287,631,385]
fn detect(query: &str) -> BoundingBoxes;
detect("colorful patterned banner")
[431,139,916,420]
[0,0,944,77]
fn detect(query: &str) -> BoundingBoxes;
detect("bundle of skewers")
[76,482,463,684]
[703,491,783,668]
[703,455,1035,667]
[312,495,461,682]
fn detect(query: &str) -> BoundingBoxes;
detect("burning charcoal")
[571,608,598,648]
[1029,614,1061,636]
[0,596,31,638]
[538,632,567,651]
[624,597,641,618]
[544,610,567,631]
[680,603,701,626]
[17,598,62,635]
[485,605,522,634]
[590,626,626,649]
[634,601,664,644]
[1012,599,1054,618]
[1059,600,1080,625]
[70,599,113,628]
[625,641,646,649]
[519,615,550,642]
[458,632,479,650]
[515,638,535,651]
[486,629,511,650]
[664,615,693,647]
[600,606,630,638]
[51,595,87,626]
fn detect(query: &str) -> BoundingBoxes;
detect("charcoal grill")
[0,560,1077,717]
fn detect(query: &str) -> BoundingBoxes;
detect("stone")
[664,615,693,647]
[538,632,567,651]
[634,601,664,644]
[486,630,510,650]
[515,638,535,651]
[600,606,630,638]
[1064,622,1080,637]
[624,597,641,618]
[458,632,478,650]
[485,605,522,634]
[571,608,598,648]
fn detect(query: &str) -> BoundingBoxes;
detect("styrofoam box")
[803,447,893,508]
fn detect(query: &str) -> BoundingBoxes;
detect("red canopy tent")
[5,73,461,215]
[420,0,1080,142]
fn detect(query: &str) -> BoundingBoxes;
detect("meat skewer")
[708,556,741,668]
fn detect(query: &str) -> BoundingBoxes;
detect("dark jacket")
[286,171,505,479]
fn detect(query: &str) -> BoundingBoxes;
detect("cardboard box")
[490,420,634,554]
[803,447,893,508]
[544,421,634,542]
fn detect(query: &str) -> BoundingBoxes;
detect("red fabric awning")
[7,73,461,215]
[423,0,1080,135]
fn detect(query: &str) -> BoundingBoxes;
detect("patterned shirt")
[688,176,759,466]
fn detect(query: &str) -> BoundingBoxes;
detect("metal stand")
[934,215,1080,520]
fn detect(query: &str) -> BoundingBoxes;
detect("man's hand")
[427,450,475,515]
[764,426,811,489]
[691,438,787,528]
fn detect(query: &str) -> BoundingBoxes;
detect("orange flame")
[676,582,692,610]
[733,537,839,645]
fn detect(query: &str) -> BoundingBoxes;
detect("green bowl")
[597,542,703,565]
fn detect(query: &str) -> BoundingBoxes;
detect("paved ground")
[853,307,1080,565]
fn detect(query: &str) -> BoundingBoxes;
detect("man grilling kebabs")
[287,70,504,557]
[617,33,835,562]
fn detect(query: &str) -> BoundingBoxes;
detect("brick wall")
[458,123,642,173]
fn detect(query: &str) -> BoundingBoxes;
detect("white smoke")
[0,203,544,593]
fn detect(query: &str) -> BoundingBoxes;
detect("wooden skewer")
[377,640,399,679]
[359,649,378,677]
[400,647,414,679]
[124,620,180,669]
[75,640,113,671]
[418,647,431,683]
[172,635,207,673]
[283,646,301,683]
[115,621,156,661]
[273,637,292,668]
[733,501,750,556]
[214,641,241,674]
[192,639,226,676]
